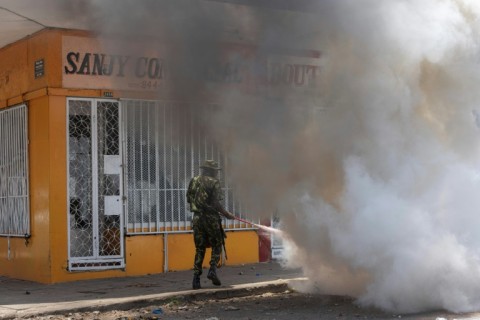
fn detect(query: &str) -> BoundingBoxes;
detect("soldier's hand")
[225,211,236,220]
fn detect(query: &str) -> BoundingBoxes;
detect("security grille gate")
[0,104,29,237]
[122,100,252,234]
[67,98,124,270]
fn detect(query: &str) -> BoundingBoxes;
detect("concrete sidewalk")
[0,262,305,319]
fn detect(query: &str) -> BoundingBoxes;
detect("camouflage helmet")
[200,159,221,170]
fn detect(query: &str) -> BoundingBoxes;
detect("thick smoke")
[274,0,480,314]
[82,0,480,313]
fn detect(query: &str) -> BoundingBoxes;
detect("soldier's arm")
[212,180,235,220]
[186,178,194,204]
[214,204,235,220]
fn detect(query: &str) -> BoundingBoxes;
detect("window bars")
[0,104,29,237]
[122,100,254,234]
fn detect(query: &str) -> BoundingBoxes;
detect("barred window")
[0,104,29,236]
[122,100,249,234]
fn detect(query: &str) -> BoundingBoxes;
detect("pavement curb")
[5,278,305,319]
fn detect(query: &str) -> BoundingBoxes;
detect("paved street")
[16,287,480,320]
[3,262,480,320]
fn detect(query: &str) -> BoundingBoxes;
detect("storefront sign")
[62,36,323,100]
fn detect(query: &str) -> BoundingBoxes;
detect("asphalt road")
[16,289,480,320]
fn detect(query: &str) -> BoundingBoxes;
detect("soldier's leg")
[192,216,207,290]
[193,216,207,276]
[194,246,206,275]
[209,237,222,268]
[207,220,223,268]
[207,222,223,286]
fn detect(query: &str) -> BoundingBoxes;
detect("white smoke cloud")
[272,0,480,313]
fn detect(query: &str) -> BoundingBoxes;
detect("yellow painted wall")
[167,233,196,271]
[0,39,28,103]
[0,29,69,103]
[48,95,68,280]
[27,30,63,91]
[125,235,164,276]
[224,231,259,265]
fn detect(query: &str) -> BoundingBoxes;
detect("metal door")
[67,98,124,270]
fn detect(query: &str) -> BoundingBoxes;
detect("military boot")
[192,274,201,290]
[207,266,221,286]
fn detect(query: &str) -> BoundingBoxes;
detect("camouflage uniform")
[187,164,225,277]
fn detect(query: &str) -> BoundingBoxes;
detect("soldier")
[187,160,235,290]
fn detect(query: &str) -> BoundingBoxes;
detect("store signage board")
[62,36,323,103]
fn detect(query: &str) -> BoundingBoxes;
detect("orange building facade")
[0,28,262,283]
